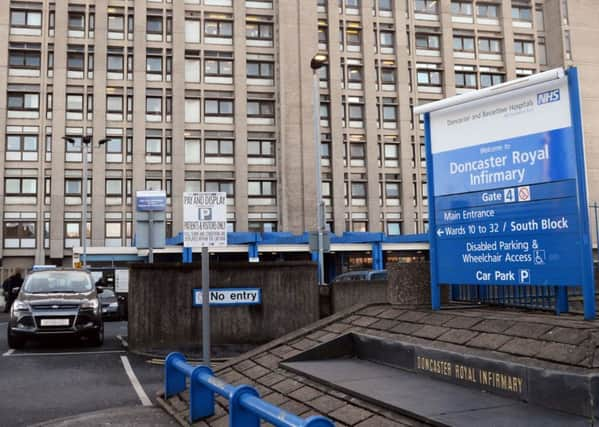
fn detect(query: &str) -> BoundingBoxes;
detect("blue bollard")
[189,366,215,422]
[164,352,187,398]
[303,416,336,427]
[229,385,261,427]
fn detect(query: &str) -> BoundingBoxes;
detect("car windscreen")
[23,271,93,294]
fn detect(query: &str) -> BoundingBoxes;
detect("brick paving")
[159,303,599,426]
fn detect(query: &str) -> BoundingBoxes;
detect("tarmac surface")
[0,311,171,427]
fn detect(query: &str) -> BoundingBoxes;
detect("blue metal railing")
[451,284,583,312]
[164,352,335,426]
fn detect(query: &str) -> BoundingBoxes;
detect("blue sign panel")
[419,67,595,319]
[136,190,167,212]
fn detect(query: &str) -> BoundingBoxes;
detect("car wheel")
[7,329,26,350]
[88,326,104,347]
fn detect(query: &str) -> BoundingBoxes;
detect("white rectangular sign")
[183,192,227,247]
[115,269,129,293]
[192,288,262,306]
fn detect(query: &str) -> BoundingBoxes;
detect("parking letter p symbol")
[199,208,212,220]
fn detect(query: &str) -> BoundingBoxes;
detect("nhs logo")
[537,89,560,105]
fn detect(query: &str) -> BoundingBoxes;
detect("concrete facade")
[0,0,596,268]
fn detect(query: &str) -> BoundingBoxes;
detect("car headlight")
[12,301,30,312]
[80,299,99,310]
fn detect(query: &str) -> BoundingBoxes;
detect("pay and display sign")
[418,68,595,319]
[183,192,227,247]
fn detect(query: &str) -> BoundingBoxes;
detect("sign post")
[183,192,227,366]
[416,67,595,320]
[135,191,166,264]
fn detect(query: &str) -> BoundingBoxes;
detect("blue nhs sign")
[417,67,595,320]
[537,89,560,105]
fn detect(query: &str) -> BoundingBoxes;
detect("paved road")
[0,313,173,426]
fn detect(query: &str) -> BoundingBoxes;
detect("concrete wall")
[128,262,318,352]
[329,262,439,313]
[331,280,388,313]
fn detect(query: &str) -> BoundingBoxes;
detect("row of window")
[416,34,535,56]
[415,1,532,21]
[10,9,275,44]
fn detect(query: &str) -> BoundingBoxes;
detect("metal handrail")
[164,352,335,426]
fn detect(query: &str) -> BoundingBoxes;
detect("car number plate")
[40,318,69,326]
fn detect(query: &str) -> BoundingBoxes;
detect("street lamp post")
[62,135,110,268]
[311,54,328,286]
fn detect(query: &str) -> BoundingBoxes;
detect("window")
[5,178,37,196]
[4,219,36,248]
[480,73,504,88]
[6,134,38,161]
[105,222,122,244]
[105,137,122,161]
[415,34,440,50]
[107,53,124,72]
[185,179,202,193]
[67,50,85,71]
[147,16,163,34]
[512,5,532,21]
[248,181,275,198]
[146,55,162,76]
[184,19,200,43]
[205,139,234,157]
[10,9,42,28]
[205,56,233,77]
[185,98,201,122]
[350,143,365,165]
[246,21,273,41]
[205,99,233,116]
[451,1,473,15]
[379,31,394,48]
[477,3,498,18]
[385,182,400,202]
[348,103,364,121]
[383,143,399,166]
[205,20,233,38]
[379,0,392,11]
[7,92,39,111]
[106,95,123,114]
[66,94,84,115]
[351,182,366,205]
[417,70,441,86]
[453,35,474,51]
[185,56,201,82]
[414,0,439,14]
[381,68,396,85]
[248,222,277,233]
[455,71,477,88]
[514,40,535,56]
[146,97,162,117]
[478,38,502,53]
[347,66,363,83]
[106,179,122,205]
[346,29,361,46]
[145,137,162,162]
[185,139,201,163]
[108,14,124,33]
[247,61,274,79]
[387,222,401,235]
[9,48,41,69]
[248,139,275,159]
[247,100,274,117]
[65,178,82,198]
[205,181,234,197]
[68,12,85,31]
[382,102,397,123]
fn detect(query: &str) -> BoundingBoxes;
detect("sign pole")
[148,211,154,264]
[201,246,210,367]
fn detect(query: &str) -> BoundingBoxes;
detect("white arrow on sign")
[437,228,445,237]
